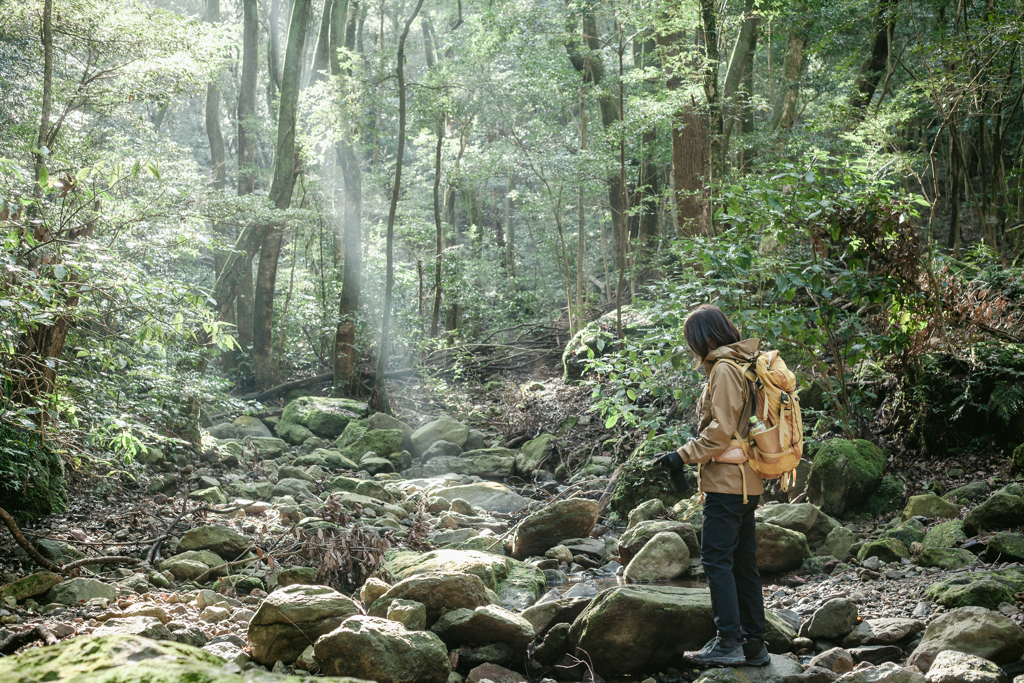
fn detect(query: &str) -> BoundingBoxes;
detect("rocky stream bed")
[1,394,1023,683]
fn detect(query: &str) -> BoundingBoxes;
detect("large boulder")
[159,550,227,581]
[0,634,276,683]
[755,503,821,535]
[755,522,811,573]
[858,538,910,564]
[984,531,1024,564]
[428,482,529,514]
[567,586,794,676]
[411,418,470,457]
[837,662,926,683]
[618,520,700,564]
[337,428,404,462]
[609,437,692,515]
[511,498,599,559]
[369,572,491,626]
[924,568,1024,610]
[963,485,1024,536]
[907,606,1024,672]
[901,494,959,521]
[367,412,414,452]
[420,449,517,478]
[176,525,249,560]
[842,618,925,648]
[278,396,369,440]
[562,306,650,382]
[314,616,451,683]
[923,520,967,549]
[806,439,886,517]
[919,547,979,571]
[45,578,118,605]
[925,651,1008,683]
[516,434,556,475]
[232,415,272,439]
[817,526,855,561]
[0,571,63,602]
[431,605,535,650]
[247,584,361,664]
[0,422,67,521]
[382,549,546,612]
[623,532,690,583]
[92,616,171,640]
[800,599,859,640]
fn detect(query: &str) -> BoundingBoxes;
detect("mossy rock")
[857,538,909,563]
[806,439,886,517]
[1012,443,1024,473]
[337,429,404,463]
[858,472,904,518]
[882,521,925,548]
[918,547,979,570]
[561,306,650,383]
[0,422,67,521]
[279,396,369,440]
[609,436,691,515]
[984,531,1024,563]
[923,567,1024,610]
[922,520,967,549]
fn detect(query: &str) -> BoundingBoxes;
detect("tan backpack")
[709,350,804,502]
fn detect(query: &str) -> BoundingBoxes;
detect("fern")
[989,380,1024,426]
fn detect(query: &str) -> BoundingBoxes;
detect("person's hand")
[653,450,683,472]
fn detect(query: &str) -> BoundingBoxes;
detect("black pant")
[701,492,765,642]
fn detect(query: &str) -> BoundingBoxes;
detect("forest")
[0,0,1023,679]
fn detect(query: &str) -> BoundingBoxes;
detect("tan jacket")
[678,338,765,497]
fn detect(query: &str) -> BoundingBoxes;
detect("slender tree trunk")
[252,0,312,388]
[204,0,226,202]
[771,27,806,130]
[948,129,962,256]
[373,0,426,413]
[721,0,759,156]
[506,176,516,277]
[310,0,336,85]
[223,0,259,372]
[430,119,444,338]
[576,90,587,332]
[34,0,52,182]
[849,0,894,111]
[267,0,284,121]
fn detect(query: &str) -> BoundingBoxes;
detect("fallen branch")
[0,624,58,654]
[61,556,142,572]
[597,464,624,519]
[242,372,334,402]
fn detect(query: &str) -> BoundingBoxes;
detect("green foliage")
[0,421,67,520]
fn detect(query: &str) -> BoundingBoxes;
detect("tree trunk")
[721,0,759,156]
[849,0,894,111]
[699,0,723,199]
[34,0,52,182]
[238,0,259,197]
[430,119,444,338]
[506,175,516,277]
[948,128,962,256]
[770,27,806,130]
[252,0,312,388]
[310,0,336,85]
[267,0,284,120]
[373,0,426,413]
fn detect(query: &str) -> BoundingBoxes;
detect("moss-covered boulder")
[410,418,470,457]
[382,549,546,612]
[902,493,959,521]
[857,538,909,563]
[860,474,906,517]
[609,436,692,515]
[511,498,599,559]
[964,484,1024,536]
[984,531,1024,563]
[0,571,63,602]
[907,605,1024,672]
[278,396,369,440]
[755,522,811,573]
[882,520,925,548]
[918,547,979,570]
[923,520,967,549]
[566,586,795,676]
[924,567,1024,609]
[0,422,67,520]
[337,428,404,463]
[247,584,361,665]
[806,439,886,517]
[562,306,650,383]
[516,434,556,474]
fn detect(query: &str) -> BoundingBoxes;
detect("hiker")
[656,303,770,668]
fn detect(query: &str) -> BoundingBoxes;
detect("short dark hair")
[683,304,741,362]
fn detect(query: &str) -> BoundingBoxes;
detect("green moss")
[861,475,906,516]
[857,538,909,563]
[1012,443,1024,473]
[0,422,67,521]
[922,520,967,549]
[609,435,686,515]
[807,438,886,517]
[923,567,1024,610]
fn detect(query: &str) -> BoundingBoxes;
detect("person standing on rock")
[656,304,770,668]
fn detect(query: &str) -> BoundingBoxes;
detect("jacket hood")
[702,338,760,376]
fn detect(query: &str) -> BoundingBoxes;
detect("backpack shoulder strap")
[709,358,757,383]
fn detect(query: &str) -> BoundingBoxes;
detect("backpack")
[709,350,804,498]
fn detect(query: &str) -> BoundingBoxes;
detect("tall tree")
[373,0,427,413]
[33,0,52,183]
[770,22,808,130]
[721,0,759,155]
[333,1,362,392]
[252,0,312,388]
[849,0,894,111]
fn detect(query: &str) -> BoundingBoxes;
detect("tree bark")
[430,119,444,338]
[252,0,312,388]
[310,0,337,84]
[332,2,362,392]
[373,0,426,413]
[699,0,723,196]
[34,0,52,182]
[770,27,806,130]
[506,175,516,277]
[721,0,759,155]
[238,0,259,197]
[849,0,894,111]
[204,0,226,200]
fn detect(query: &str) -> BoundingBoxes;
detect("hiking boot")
[685,637,746,668]
[742,638,771,667]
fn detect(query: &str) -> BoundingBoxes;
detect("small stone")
[201,606,231,623]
